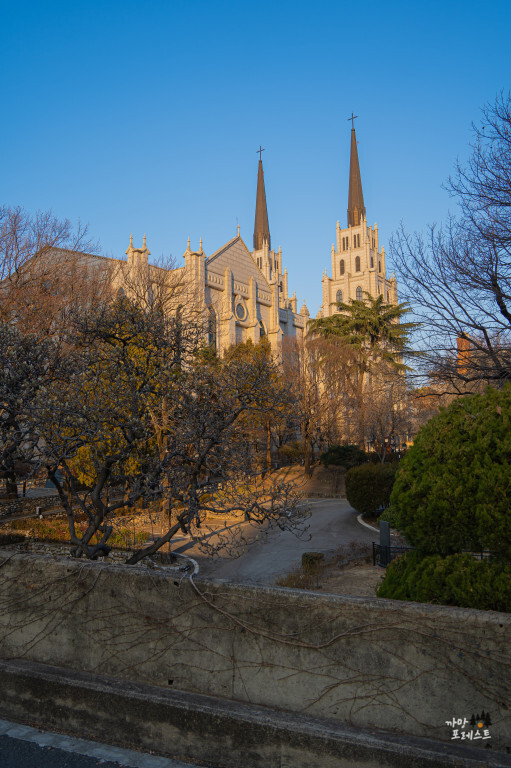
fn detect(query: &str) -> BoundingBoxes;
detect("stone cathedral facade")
[44,126,396,355]
[124,156,309,358]
[318,125,398,318]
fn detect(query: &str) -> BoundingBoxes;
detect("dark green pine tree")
[308,292,415,374]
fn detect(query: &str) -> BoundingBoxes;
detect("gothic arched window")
[356,286,363,301]
[339,259,345,275]
[259,320,266,339]
[207,307,217,351]
[378,261,382,272]
[336,289,343,304]
[355,255,361,272]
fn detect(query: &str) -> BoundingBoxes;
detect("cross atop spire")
[347,121,366,227]
[347,112,358,129]
[253,149,271,251]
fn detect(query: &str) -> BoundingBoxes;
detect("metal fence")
[372,543,415,567]
[373,543,495,568]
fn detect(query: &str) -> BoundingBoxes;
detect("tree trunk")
[266,419,272,471]
[5,472,18,499]
[303,431,312,477]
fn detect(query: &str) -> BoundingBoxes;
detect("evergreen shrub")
[320,444,367,468]
[379,385,511,612]
[377,551,511,612]
[379,505,401,528]
[345,463,398,517]
[390,384,511,560]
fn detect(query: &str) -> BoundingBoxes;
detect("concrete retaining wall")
[0,550,510,755]
[2,658,508,768]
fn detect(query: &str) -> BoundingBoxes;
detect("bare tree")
[36,297,199,559]
[0,205,109,336]
[27,297,305,562]
[363,374,411,461]
[306,294,414,454]
[390,92,511,392]
[131,345,306,564]
[0,326,69,497]
[221,338,296,472]
[282,335,353,474]
[115,250,191,318]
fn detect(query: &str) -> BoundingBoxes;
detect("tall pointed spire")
[347,125,366,227]
[253,148,271,251]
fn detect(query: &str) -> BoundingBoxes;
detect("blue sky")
[1,0,510,315]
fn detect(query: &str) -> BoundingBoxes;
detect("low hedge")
[377,551,511,612]
[0,533,25,546]
[345,462,398,517]
[320,444,367,468]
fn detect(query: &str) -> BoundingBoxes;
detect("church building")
[40,125,395,355]
[179,152,309,356]
[123,153,309,358]
[318,123,398,317]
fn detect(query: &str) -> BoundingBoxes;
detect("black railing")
[373,543,496,568]
[373,543,414,567]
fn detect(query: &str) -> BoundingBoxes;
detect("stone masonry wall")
[0,551,509,751]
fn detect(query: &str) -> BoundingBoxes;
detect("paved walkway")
[196,498,376,585]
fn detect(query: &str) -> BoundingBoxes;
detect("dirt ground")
[281,463,347,497]
[318,561,385,597]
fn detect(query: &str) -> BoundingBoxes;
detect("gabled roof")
[206,235,270,288]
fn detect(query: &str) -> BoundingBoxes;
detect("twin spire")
[253,123,365,250]
[253,148,271,251]
[347,123,366,227]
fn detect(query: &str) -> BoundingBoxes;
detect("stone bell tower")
[319,119,398,318]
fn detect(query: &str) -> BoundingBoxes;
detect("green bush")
[391,384,511,560]
[377,551,511,612]
[278,441,305,463]
[379,505,401,528]
[345,463,398,517]
[320,444,367,468]
[368,451,402,464]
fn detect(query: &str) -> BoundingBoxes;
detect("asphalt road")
[194,498,377,585]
